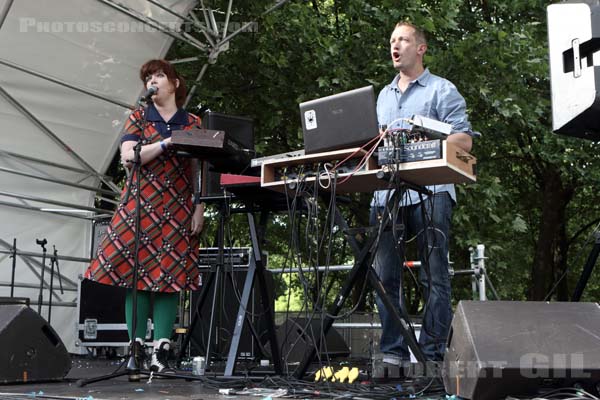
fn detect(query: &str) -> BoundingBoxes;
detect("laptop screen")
[299,86,379,154]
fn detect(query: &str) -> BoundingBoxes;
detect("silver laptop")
[299,86,379,154]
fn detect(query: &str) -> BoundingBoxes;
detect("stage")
[0,356,448,400]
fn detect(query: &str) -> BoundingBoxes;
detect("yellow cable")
[334,366,350,383]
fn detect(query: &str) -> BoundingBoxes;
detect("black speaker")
[203,161,224,197]
[201,112,254,174]
[0,302,71,383]
[276,317,350,363]
[190,269,274,360]
[443,301,600,400]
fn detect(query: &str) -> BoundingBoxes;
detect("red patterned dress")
[86,104,201,292]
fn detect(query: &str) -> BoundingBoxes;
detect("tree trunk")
[555,219,570,301]
[529,166,573,300]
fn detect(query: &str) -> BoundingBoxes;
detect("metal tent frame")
[0,0,290,351]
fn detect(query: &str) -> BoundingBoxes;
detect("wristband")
[160,140,167,151]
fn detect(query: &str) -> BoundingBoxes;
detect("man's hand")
[447,132,473,153]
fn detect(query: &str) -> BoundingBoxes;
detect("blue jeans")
[370,193,453,361]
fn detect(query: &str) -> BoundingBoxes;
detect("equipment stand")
[177,195,229,367]
[223,208,282,376]
[571,231,600,301]
[47,245,65,324]
[35,238,47,315]
[176,196,282,376]
[293,188,428,379]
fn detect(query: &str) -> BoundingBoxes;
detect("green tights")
[125,290,179,341]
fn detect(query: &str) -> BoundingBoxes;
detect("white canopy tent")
[0,0,211,353]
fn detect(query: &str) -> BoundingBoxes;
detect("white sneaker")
[150,338,174,373]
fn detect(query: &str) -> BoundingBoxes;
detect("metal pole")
[0,249,90,263]
[0,166,118,197]
[0,86,119,193]
[0,190,114,215]
[476,244,486,301]
[469,246,477,300]
[48,254,56,324]
[0,0,14,30]
[36,239,48,315]
[0,281,77,292]
[10,238,17,298]
[0,58,133,111]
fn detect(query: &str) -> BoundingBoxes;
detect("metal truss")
[97,0,208,51]
[0,0,292,221]
[0,0,293,286]
[168,0,293,105]
[0,84,120,220]
[0,238,82,309]
[0,0,14,31]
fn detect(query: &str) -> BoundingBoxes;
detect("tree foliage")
[165,0,600,311]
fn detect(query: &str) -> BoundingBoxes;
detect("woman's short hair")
[140,59,187,108]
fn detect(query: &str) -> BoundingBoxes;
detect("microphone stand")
[126,130,146,381]
[35,238,47,314]
[78,96,238,386]
[47,245,64,324]
[78,99,152,386]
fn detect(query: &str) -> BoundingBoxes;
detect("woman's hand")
[190,204,205,235]
[121,136,172,168]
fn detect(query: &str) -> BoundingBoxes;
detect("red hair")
[139,59,187,108]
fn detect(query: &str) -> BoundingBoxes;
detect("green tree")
[165,0,600,312]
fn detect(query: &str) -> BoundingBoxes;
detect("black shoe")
[127,338,147,381]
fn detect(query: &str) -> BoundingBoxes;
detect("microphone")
[140,86,158,102]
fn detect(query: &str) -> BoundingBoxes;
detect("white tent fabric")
[0,0,196,352]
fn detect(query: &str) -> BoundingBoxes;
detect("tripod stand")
[47,245,64,324]
[177,195,231,368]
[176,193,282,376]
[571,230,600,301]
[35,238,47,315]
[292,181,430,379]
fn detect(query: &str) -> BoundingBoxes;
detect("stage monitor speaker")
[443,301,600,400]
[190,269,274,360]
[276,317,350,363]
[0,303,71,383]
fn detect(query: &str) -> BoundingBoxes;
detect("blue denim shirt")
[371,69,472,207]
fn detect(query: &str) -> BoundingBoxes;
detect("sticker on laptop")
[304,110,317,130]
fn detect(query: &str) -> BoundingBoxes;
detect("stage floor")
[0,357,448,400]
